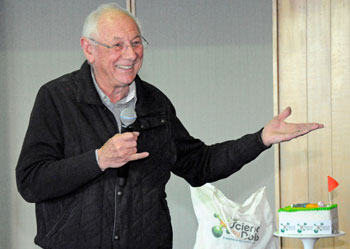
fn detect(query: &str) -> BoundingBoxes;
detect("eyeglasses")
[89,36,149,52]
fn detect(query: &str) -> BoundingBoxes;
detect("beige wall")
[274,0,350,248]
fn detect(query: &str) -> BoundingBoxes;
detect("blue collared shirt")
[91,67,137,132]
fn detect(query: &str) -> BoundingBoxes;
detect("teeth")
[117,65,133,70]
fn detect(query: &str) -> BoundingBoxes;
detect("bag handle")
[212,188,237,237]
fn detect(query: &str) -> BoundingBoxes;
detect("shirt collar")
[90,67,137,106]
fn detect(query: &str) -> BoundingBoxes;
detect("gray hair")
[81,2,142,39]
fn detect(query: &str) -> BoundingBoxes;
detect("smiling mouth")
[116,65,133,70]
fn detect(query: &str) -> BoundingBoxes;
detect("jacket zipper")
[112,182,118,240]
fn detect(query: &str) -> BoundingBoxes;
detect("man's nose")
[122,44,138,59]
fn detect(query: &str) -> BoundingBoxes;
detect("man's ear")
[80,37,95,64]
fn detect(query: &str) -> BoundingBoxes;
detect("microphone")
[120,107,137,132]
[118,107,137,187]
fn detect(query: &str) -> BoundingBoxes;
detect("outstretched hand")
[261,107,324,147]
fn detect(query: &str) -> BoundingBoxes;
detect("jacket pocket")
[135,111,171,157]
[45,209,70,238]
[135,111,167,131]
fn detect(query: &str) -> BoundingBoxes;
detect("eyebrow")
[112,34,142,41]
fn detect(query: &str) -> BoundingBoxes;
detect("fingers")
[128,152,149,161]
[115,152,150,167]
[263,119,325,146]
[120,131,140,142]
[115,132,139,149]
[297,123,324,136]
[280,123,324,143]
[97,132,149,170]
[313,123,324,129]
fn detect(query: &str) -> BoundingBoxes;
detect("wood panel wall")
[274,0,350,248]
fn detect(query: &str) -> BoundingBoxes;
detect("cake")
[278,203,338,235]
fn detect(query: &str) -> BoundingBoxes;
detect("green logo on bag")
[212,213,230,238]
[212,213,260,242]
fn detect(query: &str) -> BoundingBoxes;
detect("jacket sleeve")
[168,103,270,187]
[16,86,103,203]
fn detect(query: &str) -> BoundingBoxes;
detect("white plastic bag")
[190,183,279,249]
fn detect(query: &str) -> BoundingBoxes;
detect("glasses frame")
[89,36,149,50]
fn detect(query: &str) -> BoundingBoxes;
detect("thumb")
[278,106,292,121]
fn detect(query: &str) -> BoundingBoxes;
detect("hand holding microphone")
[97,108,149,174]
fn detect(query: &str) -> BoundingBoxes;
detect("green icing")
[278,204,337,212]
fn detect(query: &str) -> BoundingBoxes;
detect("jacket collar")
[74,61,165,116]
[75,61,103,105]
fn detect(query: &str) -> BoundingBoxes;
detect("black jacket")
[16,61,269,249]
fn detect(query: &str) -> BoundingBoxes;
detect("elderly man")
[16,3,323,249]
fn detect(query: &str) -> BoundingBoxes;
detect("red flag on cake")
[328,176,339,192]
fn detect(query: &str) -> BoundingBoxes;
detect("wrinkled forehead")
[96,11,140,41]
